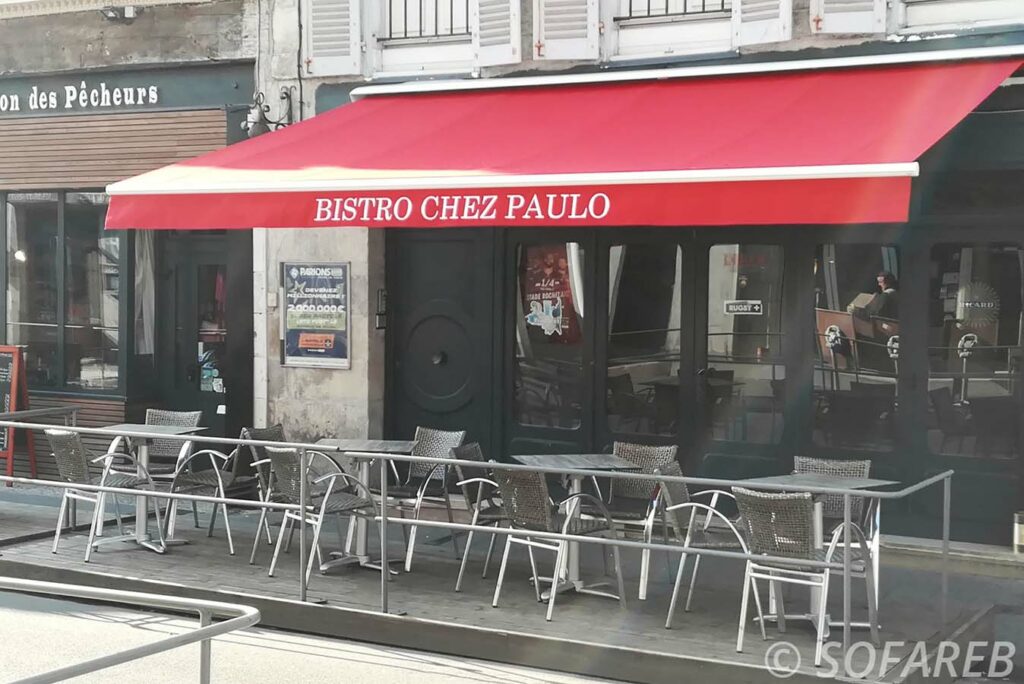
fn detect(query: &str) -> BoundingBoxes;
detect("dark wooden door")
[157,235,232,436]
[386,229,497,454]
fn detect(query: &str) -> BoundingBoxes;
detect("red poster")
[522,245,580,344]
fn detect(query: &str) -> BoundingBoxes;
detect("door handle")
[186,364,198,382]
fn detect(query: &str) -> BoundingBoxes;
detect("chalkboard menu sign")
[0,348,14,453]
[0,346,37,481]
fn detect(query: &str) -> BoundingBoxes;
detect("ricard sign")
[0,80,159,114]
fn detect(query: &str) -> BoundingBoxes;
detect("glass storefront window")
[6,193,60,388]
[4,191,121,392]
[514,243,585,429]
[706,244,785,444]
[65,193,118,390]
[927,244,1021,460]
[812,244,900,450]
[606,244,682,435]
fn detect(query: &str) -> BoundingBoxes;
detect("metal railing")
[617,0,730,20]
[0,420,954,661]
[3,576,259,684]
[386,0,470,40]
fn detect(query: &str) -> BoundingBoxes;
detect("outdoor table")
[97,423,206,554]
[513,453,639,600]
[316,438,417,572]
[741,472,899,632]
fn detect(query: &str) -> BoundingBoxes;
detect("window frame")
[0,189,130,397]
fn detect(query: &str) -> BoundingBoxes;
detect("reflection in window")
[927,244,1021,460]
[514,243,585,429]
[198,264,227,394]
[812,244,899,450]
[706,245,784,444]
[6,193,59,387]
[65,193,118,390]
[606,244,682,435]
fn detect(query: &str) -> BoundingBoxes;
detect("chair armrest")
[689,489,736,502]
[311,471,378,514]
[825,520,871,564]
[455,477,499,489]
[557,492,618,536]
[665,502,749,553]
[94,451,159,486]
[107,435,130,456]
[250,458,271,467]
[174,449,231,474]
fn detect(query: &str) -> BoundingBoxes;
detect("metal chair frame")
[490,470,626,622]
[260,448,378,582]
[395,427,465,573]
[450,443,507,593]
[733,486,879,667]
[45,428,166,562]
[166,448,238,555]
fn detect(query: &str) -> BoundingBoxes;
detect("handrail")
[0,418,937,500]
[0,407,79,422]
[1,576,259,684]
[0,419,954,659]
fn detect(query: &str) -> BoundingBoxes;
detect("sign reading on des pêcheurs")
[282,262,351,369]
[0,80,160,114]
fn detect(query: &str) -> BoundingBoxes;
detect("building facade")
[0,2,256,472]
[244,0,1024,544]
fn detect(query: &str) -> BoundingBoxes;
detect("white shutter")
[732,0,792,46]
[533,0,599,61]
[810,0,885,33]
[303,0,361,77]
[472,0,522,67]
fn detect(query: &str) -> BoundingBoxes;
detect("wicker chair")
[491,468,625,622]
[165,447,239,555]
[391,427,465,573]
[657,461,747,627]
[45,428,166,562]
[261,446,377,582]
[733,486,878,666]
[241,424,289,564]
[107,410,203,535]
[793,455,879,605]
[451,443,507,592]
[793,455,871,524]
[601,442,677,600]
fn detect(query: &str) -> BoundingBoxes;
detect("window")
[6,193,59,388]
[606,244,682,436]
[65,193,119,390]
[514,243,585,429]
[4,191,122,392]
[386,0,470,38]
[705,244,785,444]
[927,244,1021,460]
[812,244,899,451]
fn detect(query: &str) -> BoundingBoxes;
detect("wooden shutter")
[732,0,792,46]
[533,0,599,60]
[810,0,886,33]
[0,109,227,190]
[472,0,522,67]
[304,0,361,77]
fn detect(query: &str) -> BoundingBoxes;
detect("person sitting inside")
[848,271,898,320]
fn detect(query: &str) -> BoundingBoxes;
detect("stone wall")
[0,0,255,76]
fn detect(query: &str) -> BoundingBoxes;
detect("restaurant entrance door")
[504,229,796,472]
[156,232,253,439]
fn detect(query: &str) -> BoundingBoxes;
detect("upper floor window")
[615,0,730,21]
[385,0,470,40]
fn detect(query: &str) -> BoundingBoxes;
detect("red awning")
[106,56,1021,230]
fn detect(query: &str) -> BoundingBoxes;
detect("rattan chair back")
[733,486,815,560]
